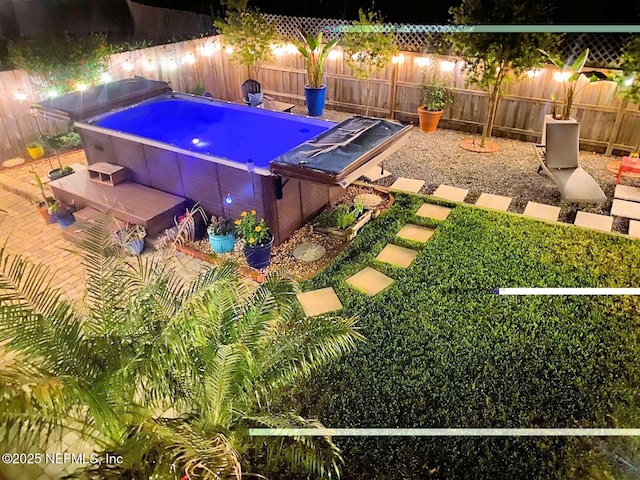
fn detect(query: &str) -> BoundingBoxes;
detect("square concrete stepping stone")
[2,157,25,168]
[574,211,612,232]
[475,193,512,211]
[375,244,418,268]
[296,287,343,317]
[432,184,468,203]
[389,177,425,194]
[629,220,640,239]
[345,267,394,296]
[523,201,560,222]
[362,165,392,182]
[611,199,640,220]
[396,224,435,242]
[614,184,640,202]
[416,203,452,220]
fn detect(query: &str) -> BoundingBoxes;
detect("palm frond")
[241,413,342,480]
[78,213,131,333]
[80,418,242,480]
[0,355,69,450]
[254,314,363,399]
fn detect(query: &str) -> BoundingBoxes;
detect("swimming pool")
[87,94,332,170]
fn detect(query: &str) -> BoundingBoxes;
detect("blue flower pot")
[124,238,145,256]
[243,236,274,270]
[55,213,75,227]
[209,233,235,254]
[304,85,327,117]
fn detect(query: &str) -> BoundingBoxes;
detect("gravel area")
[290,106,639,235]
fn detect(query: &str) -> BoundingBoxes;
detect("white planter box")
[541,114,578,145]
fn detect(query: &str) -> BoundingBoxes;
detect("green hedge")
[288,193,640,479]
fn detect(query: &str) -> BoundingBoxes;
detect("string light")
[284,44,298,54]
[327,50,341,60]
[76,83,87,92]
[225,46,234,54]
[49,89,59,98]
[200,44,213,56]
[553,71,572,82]
[14,92,27,101]
[624,75,634,86]
[272,46,285,56]
[101,72,112,83]
[414,57,431,67]
[440,60,456,72]
[162,59,178,71]
[144,60,155,72]
[391,54,405,64]
[527,69,541,78]
[182,53,196,65]
[122,61,135,72]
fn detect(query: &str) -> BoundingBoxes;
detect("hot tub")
[75,93,342,244]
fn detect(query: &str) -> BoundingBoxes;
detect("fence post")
[605,97,629,156]
[388,62,398,119]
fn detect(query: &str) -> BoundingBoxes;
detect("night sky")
[138,0,640,24]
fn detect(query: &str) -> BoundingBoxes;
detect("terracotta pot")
[417,107,444,133]
[37,204,56,224]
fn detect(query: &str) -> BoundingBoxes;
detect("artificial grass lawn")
[296,193,640,479]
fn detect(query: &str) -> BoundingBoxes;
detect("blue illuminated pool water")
[90,94,333,169]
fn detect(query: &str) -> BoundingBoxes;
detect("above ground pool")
[39,78,410,244]
[84,94,333,170]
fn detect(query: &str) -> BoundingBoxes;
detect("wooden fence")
[1,35,639,160]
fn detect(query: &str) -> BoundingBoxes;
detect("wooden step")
[60,222,91,246]
[49,170,187,236]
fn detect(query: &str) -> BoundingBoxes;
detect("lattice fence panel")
[264,14,631,67]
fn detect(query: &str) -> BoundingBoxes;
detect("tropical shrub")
[214,8,279,79]
[8,33,111,94]
[0,215,363,479]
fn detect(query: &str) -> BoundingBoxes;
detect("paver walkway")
[0,187,209,480]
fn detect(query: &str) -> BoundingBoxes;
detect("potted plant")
[31,169,56,223]
[113,223,146,256]
[47,200,75,227]
[311,199,372,241]
[234,209,272,269]
[539,48,601,144]
[176,204,209,241]
[418,81,454,133]
[294,30,339,117]
[43,134,75,180]
[26,141,45,160]
[208,216,236,254]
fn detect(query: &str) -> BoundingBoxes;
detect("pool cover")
[269,116,412,185]
[33,77,172,122]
